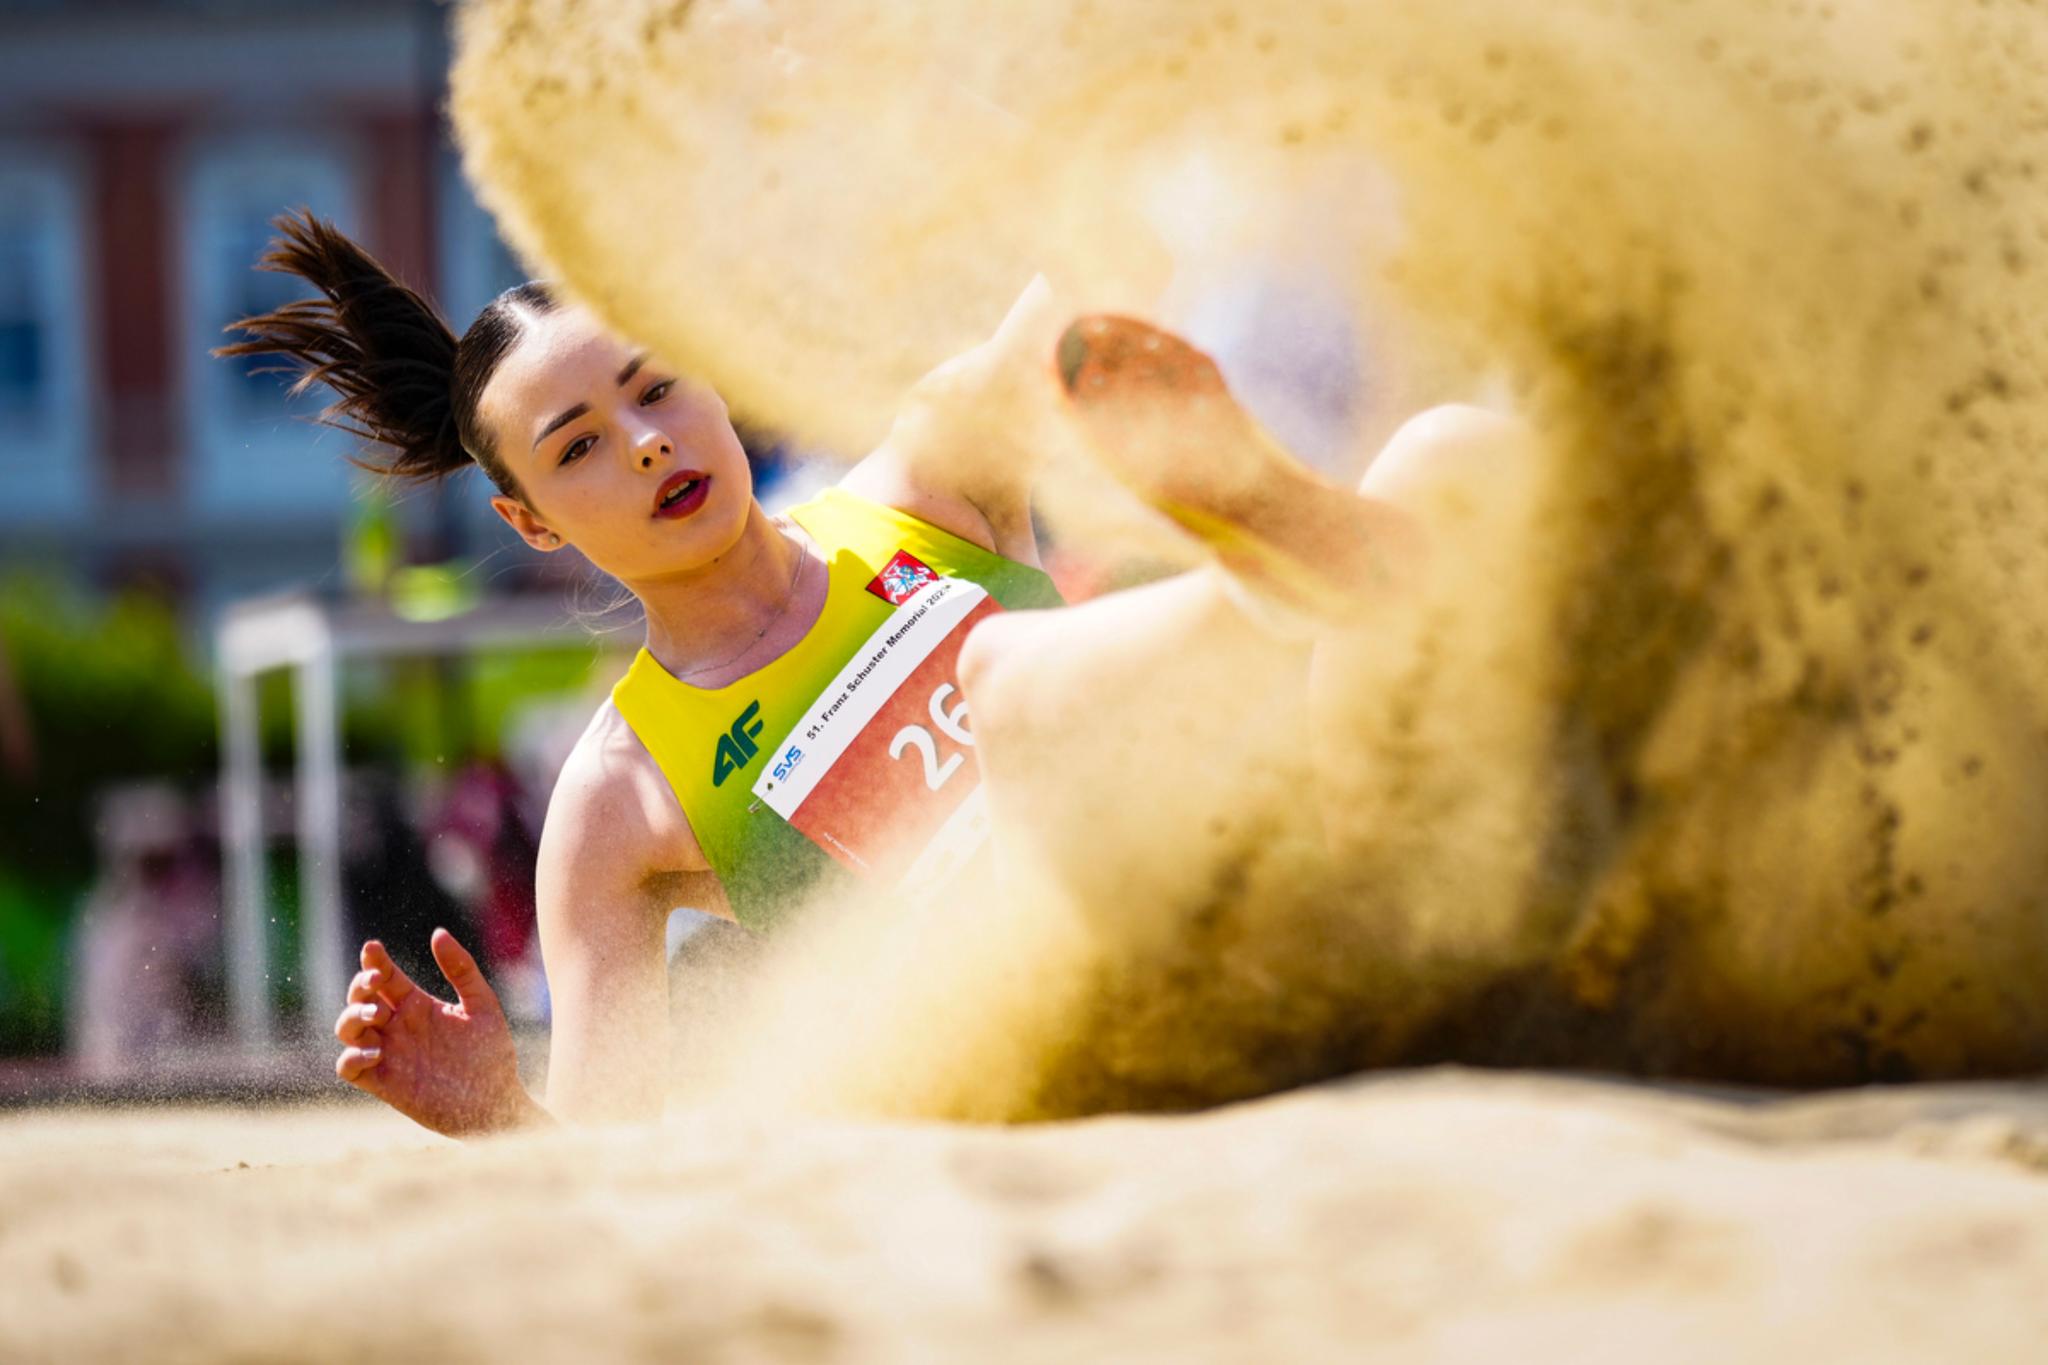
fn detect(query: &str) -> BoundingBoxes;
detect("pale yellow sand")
[5,1073,2045,1362]
[35,5,2035,1357]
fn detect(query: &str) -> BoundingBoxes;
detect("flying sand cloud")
[451,0,2048,1116]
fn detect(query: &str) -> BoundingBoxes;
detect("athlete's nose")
[631,422,673,470]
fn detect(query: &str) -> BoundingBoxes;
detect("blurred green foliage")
[341,646,608,769]
[0,575,219,1053]
[0,572,610,875]
[0,576,218,877]
[0,571,615,1054]
[0,868,67,1055]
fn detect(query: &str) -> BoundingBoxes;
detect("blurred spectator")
[69,784,221,1077]
[421,759,544,1022]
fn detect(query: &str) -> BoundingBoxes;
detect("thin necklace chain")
[675,525,809,680]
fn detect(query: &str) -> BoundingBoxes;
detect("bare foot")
[1055,315,1419,623]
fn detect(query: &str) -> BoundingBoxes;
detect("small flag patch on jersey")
[866,549,940,605]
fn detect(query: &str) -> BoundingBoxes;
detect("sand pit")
[30,3,2048,1356]
[5,1073,2047,1361]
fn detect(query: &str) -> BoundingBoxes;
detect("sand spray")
[451,0,2048,1117]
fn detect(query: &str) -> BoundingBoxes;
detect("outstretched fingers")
[334,998,390,1047]
[360,940,422,1009]
[336,945,402,1091]
[429,927,499,1018]
[346,967,386,1006]
[335,1044,384,1085]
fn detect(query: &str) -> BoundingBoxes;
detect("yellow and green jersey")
[611,486,1063,929]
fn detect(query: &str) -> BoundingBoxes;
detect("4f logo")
[711,700,766,788]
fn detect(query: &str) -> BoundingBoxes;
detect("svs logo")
[711,701,767,788]
[770,746,804,784]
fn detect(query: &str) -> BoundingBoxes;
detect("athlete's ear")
[491,494,565,552]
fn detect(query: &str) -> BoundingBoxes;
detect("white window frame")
[178,130,362,516]
[0,143,94,528]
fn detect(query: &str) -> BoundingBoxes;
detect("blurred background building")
[0,0,657,1082]
[0,0,526,612]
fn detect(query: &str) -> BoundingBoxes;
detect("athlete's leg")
[1055,315,1427,623]
[961,315,1539,912]
[959,567,1314,917]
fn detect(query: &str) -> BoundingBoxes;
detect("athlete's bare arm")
[334,700,722,1135]
[841,276,1068,565]
[532,702,722,1123]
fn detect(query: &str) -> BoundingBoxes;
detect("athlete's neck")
[634,501,820,685]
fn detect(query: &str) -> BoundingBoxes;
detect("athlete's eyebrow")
[533,401,591,450]
[615,352,649,387]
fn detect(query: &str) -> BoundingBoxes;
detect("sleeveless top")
[611,486,1065,929]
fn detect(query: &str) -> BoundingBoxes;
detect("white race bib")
[752,575,1000,894]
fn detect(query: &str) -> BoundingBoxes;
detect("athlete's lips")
[653,470,712,520]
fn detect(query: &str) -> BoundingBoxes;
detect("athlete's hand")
[333,929,536,1138]
[892,275,1076,469]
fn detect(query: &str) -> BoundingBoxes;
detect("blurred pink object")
[70,784,220,1077]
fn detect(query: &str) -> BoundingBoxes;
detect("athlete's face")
[480,308,755,582]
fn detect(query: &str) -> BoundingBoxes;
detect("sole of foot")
[1055,315,1414,624]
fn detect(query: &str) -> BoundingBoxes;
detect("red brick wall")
[87,117,179,498]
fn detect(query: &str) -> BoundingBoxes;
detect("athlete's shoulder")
[833,454,1003,554]
[544,698,710,878]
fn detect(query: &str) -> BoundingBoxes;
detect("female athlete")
[226,212,1504,1138]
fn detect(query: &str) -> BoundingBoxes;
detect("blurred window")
[0,147,91,526]
[434,155,531,545]
[437,155,528,332]
[180,132,359,513]
[0,220,41,420]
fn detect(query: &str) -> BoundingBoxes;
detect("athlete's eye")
[639,379,674,406]
[559,434,597,466]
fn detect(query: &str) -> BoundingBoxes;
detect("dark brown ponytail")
[218,210,554,499]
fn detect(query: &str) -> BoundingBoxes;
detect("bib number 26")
[888,683,973,790]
